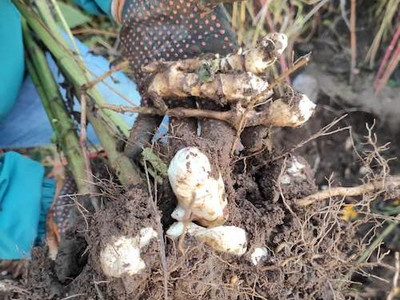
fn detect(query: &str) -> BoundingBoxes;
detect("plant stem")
[23,23,90,194]
[374,26,400,90]
[357,221,397,264]
[14,0,130,137]
[16,0,144,187]
[349,0,357,85]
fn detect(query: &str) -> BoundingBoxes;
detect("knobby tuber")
[99,227,157,278]
[167,222,247,256]
[251,247,269,266]
[166,147,249,256]
[104,32,316,134]
[143,33,288,105]
[148,71,271,105]
[168,147,228,227]
[102,91,315,130]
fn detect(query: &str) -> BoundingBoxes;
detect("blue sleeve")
[0,1,25,122]
[73,0,112,16]
[0,152,55,259]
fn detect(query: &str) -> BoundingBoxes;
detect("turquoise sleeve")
[0,152,55,259]
[73,0,112,16]
[0,0,25,122]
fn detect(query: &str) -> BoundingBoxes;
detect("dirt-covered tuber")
[144,33,288,105]
[218,32,288,75]
[250,247,269,266]
[99,227,157,278]
[147,70,271,105]
[168,147,227,227]
[265,93,316,128]
[167,222,247,256]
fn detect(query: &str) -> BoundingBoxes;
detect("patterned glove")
[113,0,239,157]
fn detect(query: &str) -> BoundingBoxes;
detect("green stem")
[357,221,397,264]
[14,0,130,137]
[15,0,144,187]
[23,24,90,194]
[48,0,81,59]
[142,148,168,178]
[26,58,55,126]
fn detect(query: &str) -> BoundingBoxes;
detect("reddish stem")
[375,42,400,95]
[374,26,400,90]
[349,0,357,85]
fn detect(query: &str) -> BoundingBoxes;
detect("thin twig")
[357,221,396,266]
[375,42,400,94]
[349,0,357,85]
[49,0,81,57]
[61,294,85,300]
[374,26,400,90]
[387,252,400,300]
[143,161,169,300]
[93,275,105,300]
[340,0,350,30]
[101,104,233,125]
[82,61,129,91]
[276,158,299,219]
[271,114,349,163]
[296,176,400,207]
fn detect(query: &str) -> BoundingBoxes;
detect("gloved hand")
[115,0,237,83]
[113,0,239,158]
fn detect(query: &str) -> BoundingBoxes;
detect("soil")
[5,96,398,299]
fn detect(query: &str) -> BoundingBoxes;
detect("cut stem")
[23,23,89,194]
[16,0,144,187]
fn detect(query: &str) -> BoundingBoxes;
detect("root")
[296,176,400,207]
[102,91,314,130]
[387,252,400,300]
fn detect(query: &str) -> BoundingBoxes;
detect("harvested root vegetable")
[219,32,288,75]
[250,247,269,266]
[99,227,157,278]
[263,93,316,128]
[103,91,315,130]
[144,33,288,105]
[167,222,247,256]
[168,147,227,227]
[144,33,287,76]
[147,70,271,105]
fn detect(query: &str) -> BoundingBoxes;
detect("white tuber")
[297,94,316,124]
[171,205,186,221]
[99,227,157,278]
[241,32,288,74]
[280,156,307,185]
[267,93,316,128]
[250,247,269,266]
[269,32,288,56]
[167,222,247,256]
[168,147,227,226]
